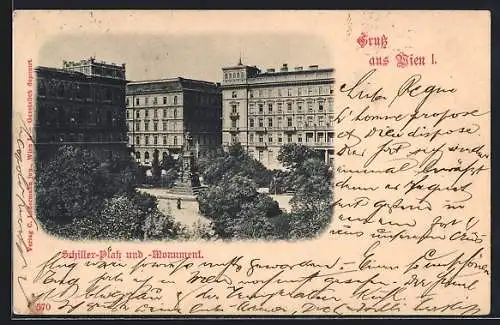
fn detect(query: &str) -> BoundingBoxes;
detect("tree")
[36,146,108,225]
[277,143,322,170]
[197,175,284,239]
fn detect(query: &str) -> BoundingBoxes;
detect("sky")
[38,33,333,83]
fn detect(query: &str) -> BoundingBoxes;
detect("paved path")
[156,198,211,227]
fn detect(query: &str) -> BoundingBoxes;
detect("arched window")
[57,84,65,97]
[173,136,178,145]
[136,151,141,159]
[106,111,112,126]
[173,96,178,105]
[136,136,140,145]
[173,108,177,118]
[38,82,46,96]
[145,151,150,161]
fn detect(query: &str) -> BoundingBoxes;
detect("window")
[278,88,282,96]
[287,88,292,96]
[268,103,273,113]
[136,110,140,118]
[163,136,167,145]
[144,121,149,131]
[287,103,292,112]
[126,98,130,106]
[154,109,158,118]
[287,134,292,143]
[154,122,158,131]
[126,110,130,119]
[258,118,264,127]
[249,103,255,114]
[145,151,150,161]
[136,98,140,105]
[174,96,178,105]
[249,118,254,127]
[318,115,324,126]
[232,91,237,98]
[278,133,283,143]
[268,118,273,127]
[232,104,237,113]
[136,151,141,160]
[163,108,167,117]
[298,133,303,143]
[153,97,158,105]
[258,104,264,113]
[297,103,302,112]
[145,109,149,118]
[268,135,273,143]
[173,108,177,118]
[163,121,167,130]
[318,102,324,112]
[249,90,254,98]
[135,121,140,131]
[308,102,313,112]
[258,89,263,97]
[136,136,140,145]
[307,116,314,126]
[277,102,282,112]
[328,100,333,112]
[249,133,254,143]
[154,136,158,145]
[258,135,264,143]
[224,73,228,80]
[231,120,237,128]
[306,133,313,142]
[298,88,302,96]
[145,97,149,105]
[308,87,313,95]
[173,136,178,145]
[287,117,293,127]
[297,116,303,127]
[145,135,149,145]
[163,97,167,105]
[277,117,282,127]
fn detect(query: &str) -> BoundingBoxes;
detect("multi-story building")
[221,61,335,169]
[126,78,222,165]
[35,57,128,162]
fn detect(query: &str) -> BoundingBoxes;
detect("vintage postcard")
[12,10,490,316]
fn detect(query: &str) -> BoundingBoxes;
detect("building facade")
[126,78,222,165]
[221,61,335,169]
[35,58,128,162]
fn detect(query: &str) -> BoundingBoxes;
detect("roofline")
[127,77,220,86]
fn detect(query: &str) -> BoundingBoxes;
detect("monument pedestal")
[168,135,200,197]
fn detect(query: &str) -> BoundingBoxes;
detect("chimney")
[294,66,303,71]
[280,63,288,72]
[267,68,275,73]
[309,65,319,70]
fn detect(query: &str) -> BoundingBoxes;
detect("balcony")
[229,112,240,120]
[315,124,332,131]
[254,142,268,149]
[254,126,267,133]
[229,127,240,133]
[284,126,296,133]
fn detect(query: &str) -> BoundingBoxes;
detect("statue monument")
[169,132,199,197]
